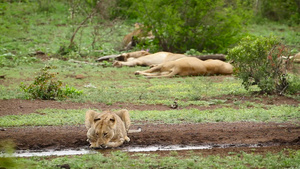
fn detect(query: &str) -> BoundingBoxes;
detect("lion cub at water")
[85,109,139,148]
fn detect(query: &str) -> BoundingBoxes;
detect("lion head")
[89,113,117,148]
[85,109,132,148]
[119,51,150,61]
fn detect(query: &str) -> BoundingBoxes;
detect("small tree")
[20,66,82,100]
[129,0,251,53]
[227,36,295,94]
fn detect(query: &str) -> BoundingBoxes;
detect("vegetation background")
[0,0,299,168]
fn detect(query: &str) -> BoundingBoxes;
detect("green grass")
[1,1,299,67]
[2,150,300,169]
[130,105,300,124]
[0,1,300,167]
[247,21,300,51]
[0,59,251,104]
[0,1,131,61]
[0,104,299,127]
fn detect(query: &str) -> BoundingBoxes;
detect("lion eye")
[103,132,108,137]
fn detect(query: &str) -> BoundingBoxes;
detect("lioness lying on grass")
[113,52,186,67]
[135,57,233,78]
[85,109,141,148]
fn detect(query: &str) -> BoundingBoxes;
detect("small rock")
[75,74,85,79]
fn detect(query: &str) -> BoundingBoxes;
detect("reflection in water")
[1,143,267,157]
[12,149,95,157]
[124,145,211,152]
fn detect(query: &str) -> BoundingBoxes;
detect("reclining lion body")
[85,109,132,148]
[293,52,300,63]
[113,52,186,67]
[202,59,234,75]
[135,57,233,78]
[119,51,151,61]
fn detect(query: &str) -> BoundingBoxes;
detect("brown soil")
[0,97,299,157]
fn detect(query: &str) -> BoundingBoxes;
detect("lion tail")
[128,127,142,133]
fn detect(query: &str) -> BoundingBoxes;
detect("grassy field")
[0,1,300,169]
[3,150,299,169]
[0,105,299,127]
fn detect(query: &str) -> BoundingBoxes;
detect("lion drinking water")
[85,109,141,148]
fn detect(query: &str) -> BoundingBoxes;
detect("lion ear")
[94,118,101,122]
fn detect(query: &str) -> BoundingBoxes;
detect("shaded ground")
[0,97,299,156]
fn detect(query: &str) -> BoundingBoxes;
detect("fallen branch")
[192,54,227,61]
[68,59,104,66]
[95,54,121,62]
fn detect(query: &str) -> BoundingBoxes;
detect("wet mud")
[0,99,299,157]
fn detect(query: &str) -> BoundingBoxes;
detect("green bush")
[128,0,251,53]
[258,0,300,25]
[227,36,296,94]
[20,66,83,100]
[285,74,300,95]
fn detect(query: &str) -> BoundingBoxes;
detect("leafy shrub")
[285,74,300,95]
[184,49,212,56]
[228,36,296,94]
[129,0,252,53]
[184,49,202,56]
[57,43,78,57]
[258,0,300,25]
[20,66,82,100]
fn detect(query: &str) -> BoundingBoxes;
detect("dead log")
[192,54,227,61]
[69,59,103,66]
[95,54,121,62]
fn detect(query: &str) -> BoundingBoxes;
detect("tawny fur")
[85,109,135,148]
[135,57,233,78]
[113,52,186,67]
[293,52,300,63]
[120,51,151,61]
[122,23,154,50]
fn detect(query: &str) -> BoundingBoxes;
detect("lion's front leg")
[135,64,164,76]
[104,138,126,148]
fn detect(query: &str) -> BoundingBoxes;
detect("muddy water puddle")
[1,143,280,157]
[9,149,94,157]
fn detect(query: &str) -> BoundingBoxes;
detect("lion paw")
[100,145,108,149]
[125,136,130,142]
[113,61,122,67]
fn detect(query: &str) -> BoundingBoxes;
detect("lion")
[85,109,141,148]
[135,57,233,78]
[95,50,150,62]
[293,52,300,63]
[113,52,186,67]
[122,23,154,50]
[119,50,151,61]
